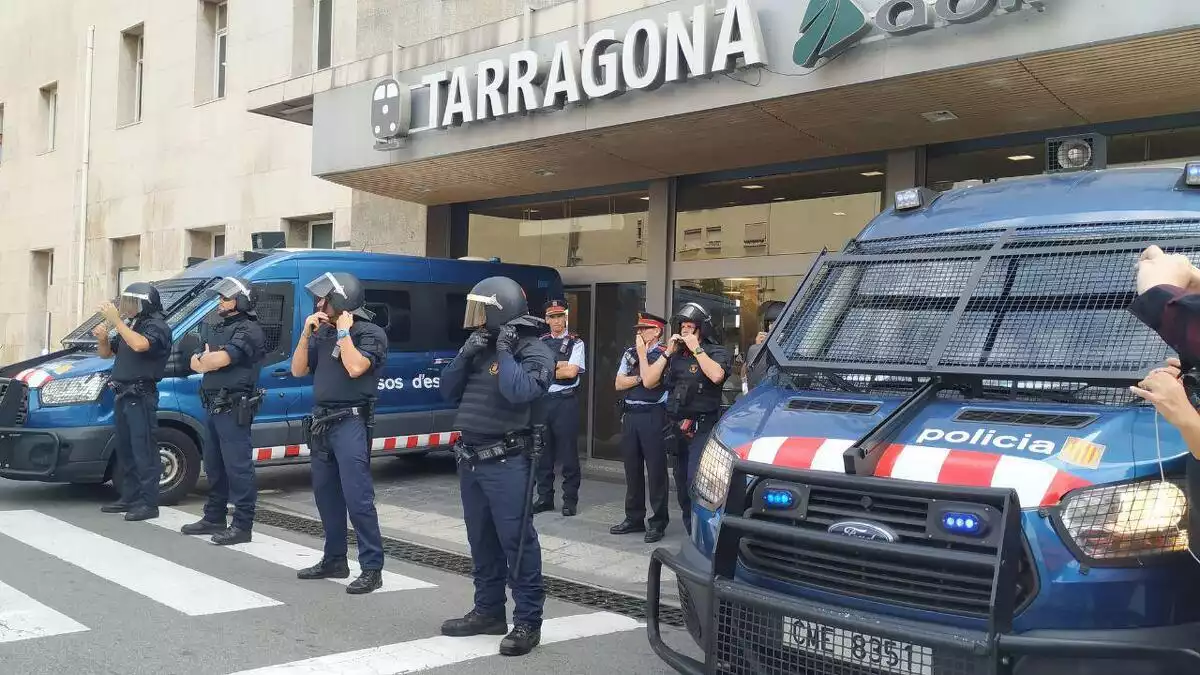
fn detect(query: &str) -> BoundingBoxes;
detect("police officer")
[531,298,585,517]
[289,272,388,594]
[743,300,784,388]
[93,283,173,522]
[610,312,672,543]
[438,276,555,657]
[662,302,731,535]
[181,277,267,545]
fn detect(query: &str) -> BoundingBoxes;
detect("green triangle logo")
[793,0,871,68]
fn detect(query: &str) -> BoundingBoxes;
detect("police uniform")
[294,272,388,595]
[663,304,732,534]
[611,312,673,543]
[532,299,586,516]
[439,275,556,657]
[98,283,173,522]
[181,277,268,545]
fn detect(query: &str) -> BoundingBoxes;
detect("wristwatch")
[337,329,350,340]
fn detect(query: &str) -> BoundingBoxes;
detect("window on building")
[112,236,141,294]
[118,25,146,126]
[31,250,55,355]
[0,104,5,164]
[186,227,226,264]
[214,2,228,98]
[309,220,333,249]
[467,190,651,267]
[213,233,226,257]
[40,83,57,152]
[313,0,332,71]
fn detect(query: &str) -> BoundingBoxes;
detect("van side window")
[441,289,473,352]
[362,284,413,350]
[252,282,294,363]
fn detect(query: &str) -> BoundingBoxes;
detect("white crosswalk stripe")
[0,510,282,616]
[148,507,437,592]
[0,580,89,644]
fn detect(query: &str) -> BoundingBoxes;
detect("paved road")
[0,477,693,675]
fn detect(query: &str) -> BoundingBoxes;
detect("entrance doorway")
[562,286,592,462]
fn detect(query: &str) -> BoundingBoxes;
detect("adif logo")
[917,427,1057,455]
[793,0,870,68]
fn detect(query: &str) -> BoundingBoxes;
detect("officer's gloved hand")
[461,329,491,358]
[496,324,519,353]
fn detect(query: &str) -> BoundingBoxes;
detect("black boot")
[211,527,251,546]
[531,500,554,514]
[297,556,350,580]
[499,623,541,656]
[346,569,382,594]
[124,506,159,522]
[609,519,646,535]
[562,504,577,517]
[101,501,131,513]
[441,609,508,637]
[181,519,226,535]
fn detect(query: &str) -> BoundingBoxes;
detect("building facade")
[252,0,1200,463]
[0,0,419,364]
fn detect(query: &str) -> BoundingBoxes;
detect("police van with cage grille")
[647,135,1200,675]
[0,248,561,505]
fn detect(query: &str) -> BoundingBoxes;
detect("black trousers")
[620,405,671,528]
[532,393,581,507]
[114,391,160,509]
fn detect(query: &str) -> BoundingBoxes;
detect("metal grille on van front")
[786,398,880,415]
[848,219,1200,255]
[771,225,1200,389]
[954,408,1097,429]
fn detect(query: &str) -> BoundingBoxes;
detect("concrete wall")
[0,0,424,363]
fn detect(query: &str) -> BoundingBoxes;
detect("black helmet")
[760,300,785,331]
[673,302,717,341]
[211,276,258,317]
[119,282,163,318]
[464,276,541,331]
[305,272,373,321]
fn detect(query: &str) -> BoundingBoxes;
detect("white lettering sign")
[916,427,1057,455]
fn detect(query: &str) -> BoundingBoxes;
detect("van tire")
[109,426,201,506]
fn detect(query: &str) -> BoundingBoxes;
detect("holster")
[305,408,357,460]
[111,380,153,401]
[236,389,265,427]
[530,424,547,461]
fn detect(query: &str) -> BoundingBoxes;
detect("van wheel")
[157,427,201,506]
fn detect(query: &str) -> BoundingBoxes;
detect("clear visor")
[119,291,149,317]
[304,272,345,301]
[211,277,250,301]
[464,293,502,329]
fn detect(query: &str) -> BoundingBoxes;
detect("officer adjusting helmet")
[673,302,719,344]
[304,272,374,321]
[118,282,163,319]
[464,276,544,332]
[210,276,258,317]
[760,300,785,332]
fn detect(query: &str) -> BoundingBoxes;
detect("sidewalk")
[256,453,687,603]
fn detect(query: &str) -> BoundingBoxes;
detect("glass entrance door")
[563,287,593,460]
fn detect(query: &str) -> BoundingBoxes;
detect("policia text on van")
[0,249,562,506]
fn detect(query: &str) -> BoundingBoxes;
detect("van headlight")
[693,436,736,511]
[39,373,109,406]
[1056,479,1189,564]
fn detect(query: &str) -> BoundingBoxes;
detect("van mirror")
[167,331,202,378]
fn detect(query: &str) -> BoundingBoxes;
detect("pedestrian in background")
[610,312,672,543]
[181,277,267,546]
[94,283,172,522]
[290,272,388,595]
[531,298,586,517]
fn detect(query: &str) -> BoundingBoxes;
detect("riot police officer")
[93,282,173,522]
[289,272,387,594]
[181,277,267,545]
[438,276,555,657]
[610,312,672,543]
[531,298,586,517]
[662,302,731,535]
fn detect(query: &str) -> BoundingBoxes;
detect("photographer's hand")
[1137,246,1198,294]
[1131,367,1200,429]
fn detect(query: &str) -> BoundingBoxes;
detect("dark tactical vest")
[200,313,267,394]
[623,344,667,404]
[311,321,384,407]
[666,345,726,416]
[111,313,171,383]
[454,336,549,446]
[541,332,580,388]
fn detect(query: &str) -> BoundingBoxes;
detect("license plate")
[782,616,933,675]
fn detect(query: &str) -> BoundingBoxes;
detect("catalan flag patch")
[1057,437,1106,470]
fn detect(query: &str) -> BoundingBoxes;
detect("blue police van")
[648,138,1200,674]
[0,248,562,505]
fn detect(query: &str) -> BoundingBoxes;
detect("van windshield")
[61,277,219,349]
[769,221,1200,405]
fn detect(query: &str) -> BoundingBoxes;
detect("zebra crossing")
[0,504,643,674]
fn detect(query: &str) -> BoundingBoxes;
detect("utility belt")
[302,401,376,460]
[202,387,265,426]
[662,411,716,456]
[621,400,663,414]
[547,387,577,399]
[109,379,157,399]
[454,427,543,467]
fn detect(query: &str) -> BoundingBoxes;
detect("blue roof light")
[762,488,795,510]
[941,511,984,536]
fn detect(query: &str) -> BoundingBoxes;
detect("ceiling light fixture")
[772,197,786,201]
[1008,154,1036,161]
[861,171,884,177]
[920,110,959,123]
[640,196,650,201]
[533,168,556,177]
[742,184,765,190]
[833,212,847,216]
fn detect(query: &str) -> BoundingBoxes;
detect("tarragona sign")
[370,0,1042,142]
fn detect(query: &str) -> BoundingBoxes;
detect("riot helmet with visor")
[304,272,373,321]
[119,282,163,319]
[464,276,537,331]
[210,276,258,317]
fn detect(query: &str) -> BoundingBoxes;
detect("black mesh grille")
[787,398,881,415]
[254,292,287,354]
[739,482,1035,619]
[954,408,1096,429]
[61,277,218,346]
[713,598,988,674]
